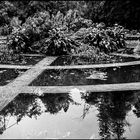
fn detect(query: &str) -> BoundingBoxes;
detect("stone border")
[35,60,140,69]
[0,64,31,69]
[22,82,140,94]
[20,53,45,57]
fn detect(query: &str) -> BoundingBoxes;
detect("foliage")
[7,10,91,55]
[0,1,87,27]
[1,0,130,58]
[82,91,140,139]
[1,1,140,30]
[0,93,75,134]
[73,23,126,54]
[7,8,127,56]
[7,11,51,53]
[0,25,12,35]
[35,28,78,55]
[98,0,140,30]
[0,1,17,26]
[83,1,105,21]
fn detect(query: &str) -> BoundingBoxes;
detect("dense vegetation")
[0,0,139,57]
[82,91,140,139]
[6,10,126,56]
[0,91,140,138]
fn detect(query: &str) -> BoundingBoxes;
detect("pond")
[0,90,140,139]
[50,55,140,66]
[29,65,140,86]
[0,55,45,66]
[0,68,26,86]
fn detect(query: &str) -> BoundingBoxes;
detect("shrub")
[7,10,90,55]
[7,11,51,53]
[0,25,12,35]
[32,28,79,55]
[7,10,126,56]
[73,23,126,54]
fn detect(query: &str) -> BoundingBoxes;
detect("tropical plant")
[7,11,51,53]
[73,23,126,54]
[7,10,86,55]
[7,8,127,56]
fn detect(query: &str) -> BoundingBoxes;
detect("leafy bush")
[73,23,126,54]
[60,9,93,32]
[0,25,12,35]
[7,10,91,55]
[7,9,126,56]
[7,11,51,53]
[0,1,17,26]
[0,50,25,64]
[32,28,79,55]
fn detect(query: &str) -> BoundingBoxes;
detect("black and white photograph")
[0,0,140,139]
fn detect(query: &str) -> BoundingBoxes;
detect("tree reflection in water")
[82,90,140,139]
[0,91,140,139]
[40,93,75,114]
[0,93,75,135]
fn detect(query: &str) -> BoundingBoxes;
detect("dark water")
[0,55,44,66]
[29,65,140,86]
[0,68,26,86]
[0,90,140,139]
[50,55,140,66]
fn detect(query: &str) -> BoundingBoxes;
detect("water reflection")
[30,65,140,86]
[82,90,140,139]
[0,91,140,139]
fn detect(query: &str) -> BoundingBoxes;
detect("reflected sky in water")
[0,90,140,139]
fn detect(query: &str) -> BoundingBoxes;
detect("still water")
[0,90,140,139]
[30,65,140,86]
[0,68,26,86]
